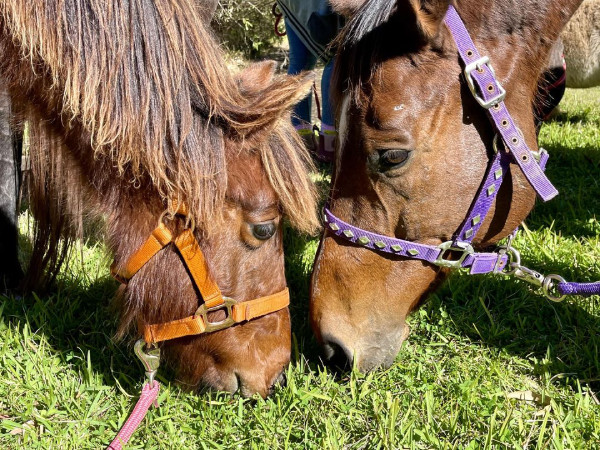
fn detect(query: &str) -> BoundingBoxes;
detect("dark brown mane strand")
[337,0,398,47]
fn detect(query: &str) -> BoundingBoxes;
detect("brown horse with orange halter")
[0,0,318,397]
[310,0,583,372]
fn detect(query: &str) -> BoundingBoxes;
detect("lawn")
[1,87,599,449]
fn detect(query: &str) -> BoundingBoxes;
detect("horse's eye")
[251,222,277,240]
[379,149,411,170]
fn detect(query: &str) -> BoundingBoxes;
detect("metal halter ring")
[195,297,237,333]
[435,241,474,269]
[492,134,501,154]
[497,245,521,275]
[158,208,196,231]
[542,274,567,302]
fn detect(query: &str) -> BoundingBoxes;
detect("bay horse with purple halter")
[310,0,596,372]
[0,0,319,398]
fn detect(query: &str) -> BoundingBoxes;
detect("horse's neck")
[453,0,582,83]
[457,0,582,48]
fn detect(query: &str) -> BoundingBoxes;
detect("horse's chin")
[320,320,412,374]
[356,323,411,373]
[194,364,287,399]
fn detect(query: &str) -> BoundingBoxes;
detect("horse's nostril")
[267,371,287,396]
[274,371,287,389]
[322,337,354,372]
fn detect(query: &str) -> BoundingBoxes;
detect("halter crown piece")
[323,5,600,301]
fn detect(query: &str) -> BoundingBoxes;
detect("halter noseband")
[324,5,600,301]
[111,204,289,349]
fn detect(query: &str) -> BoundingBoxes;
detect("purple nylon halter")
[324,5,600,300]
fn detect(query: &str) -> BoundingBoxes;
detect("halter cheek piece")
[324,5,600,301]
[110,203,290,382]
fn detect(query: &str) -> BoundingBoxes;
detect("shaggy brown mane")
[0,0,318,288]
[0,0,317,233]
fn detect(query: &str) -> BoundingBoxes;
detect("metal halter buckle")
[464,56,506,109]
[435,241,474,269]
[134,340,161,384]
[195,297,236,333]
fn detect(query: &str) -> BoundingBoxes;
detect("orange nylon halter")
[111,208,290,345]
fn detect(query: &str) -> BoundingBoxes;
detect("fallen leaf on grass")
[533,404,552,417]
[507,390,551,406]
[9,419,35,435]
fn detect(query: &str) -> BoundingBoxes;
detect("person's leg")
[0,88,23,292]
[320,57,335,127]
[318,57,336,162]
[285,22,317,127]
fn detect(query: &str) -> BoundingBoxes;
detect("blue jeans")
[285,23,335,127]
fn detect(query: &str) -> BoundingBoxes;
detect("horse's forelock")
[338,0,398,47]
[257,124,319,236]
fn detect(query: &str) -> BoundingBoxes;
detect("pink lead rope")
[107,380,160,450]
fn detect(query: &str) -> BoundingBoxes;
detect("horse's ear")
[330,0,370,17]
[406,0,450,41]
[235,71,314,136]
[340,0,449,46]
[237,60,278,95]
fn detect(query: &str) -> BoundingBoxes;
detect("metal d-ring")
[183,214,196,232]
[158,208,196,233]
[542,274,567,303]
[497,245,521,275]
[195,297,237,333]
[434,241,474,269]
[492,134,501,154]
[158,209,175,228]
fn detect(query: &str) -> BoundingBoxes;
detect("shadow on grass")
[0,270,147,392]
[550,110,597,126]
[425,271,600,391]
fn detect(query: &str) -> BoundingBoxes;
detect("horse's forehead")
[366,57,456,128]
[227,152,278,211]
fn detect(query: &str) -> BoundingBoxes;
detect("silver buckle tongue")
[134,339,161,384]
[464,56,506,109]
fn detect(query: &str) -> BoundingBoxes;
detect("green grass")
[1,88,599,449]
